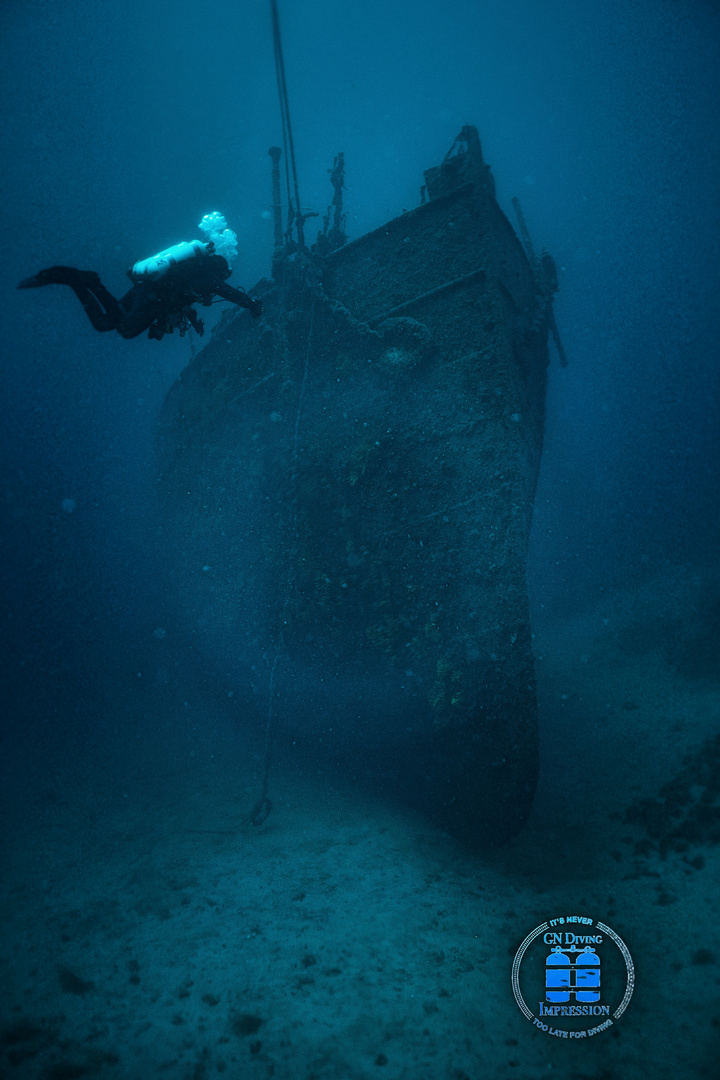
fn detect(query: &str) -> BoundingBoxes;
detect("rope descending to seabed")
[241,298,317,828]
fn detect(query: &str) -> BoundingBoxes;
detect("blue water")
[1,1,718,1076]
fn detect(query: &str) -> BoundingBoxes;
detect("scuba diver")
[17,212,263,340]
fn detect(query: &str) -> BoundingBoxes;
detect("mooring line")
[243,299,315,827]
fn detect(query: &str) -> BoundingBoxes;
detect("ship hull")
[156,132,550,845]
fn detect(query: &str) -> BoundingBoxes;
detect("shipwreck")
[156,124,559,845]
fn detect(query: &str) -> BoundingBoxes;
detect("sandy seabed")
[2,567,719,1079]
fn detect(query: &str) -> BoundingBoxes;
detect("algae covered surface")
[156,159,550,844]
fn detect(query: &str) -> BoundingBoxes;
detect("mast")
[326,152,347,250]
[269,146,285,280]
[269,0,305,249]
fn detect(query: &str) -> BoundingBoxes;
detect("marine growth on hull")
[157,128,558,845]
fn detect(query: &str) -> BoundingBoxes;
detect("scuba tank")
[129,239,210,283]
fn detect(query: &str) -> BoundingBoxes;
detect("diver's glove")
[250,297,263,319]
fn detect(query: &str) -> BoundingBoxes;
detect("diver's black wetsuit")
[17,254,262,339]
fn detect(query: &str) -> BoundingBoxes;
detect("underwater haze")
[1,1,719,1078]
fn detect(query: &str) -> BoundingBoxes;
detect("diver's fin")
[17,266,99,289]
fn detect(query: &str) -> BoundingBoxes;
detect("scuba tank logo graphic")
[511,916,634,1038]
[546,944,600,1004]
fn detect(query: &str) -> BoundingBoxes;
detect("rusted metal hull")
[156,132,551,845]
